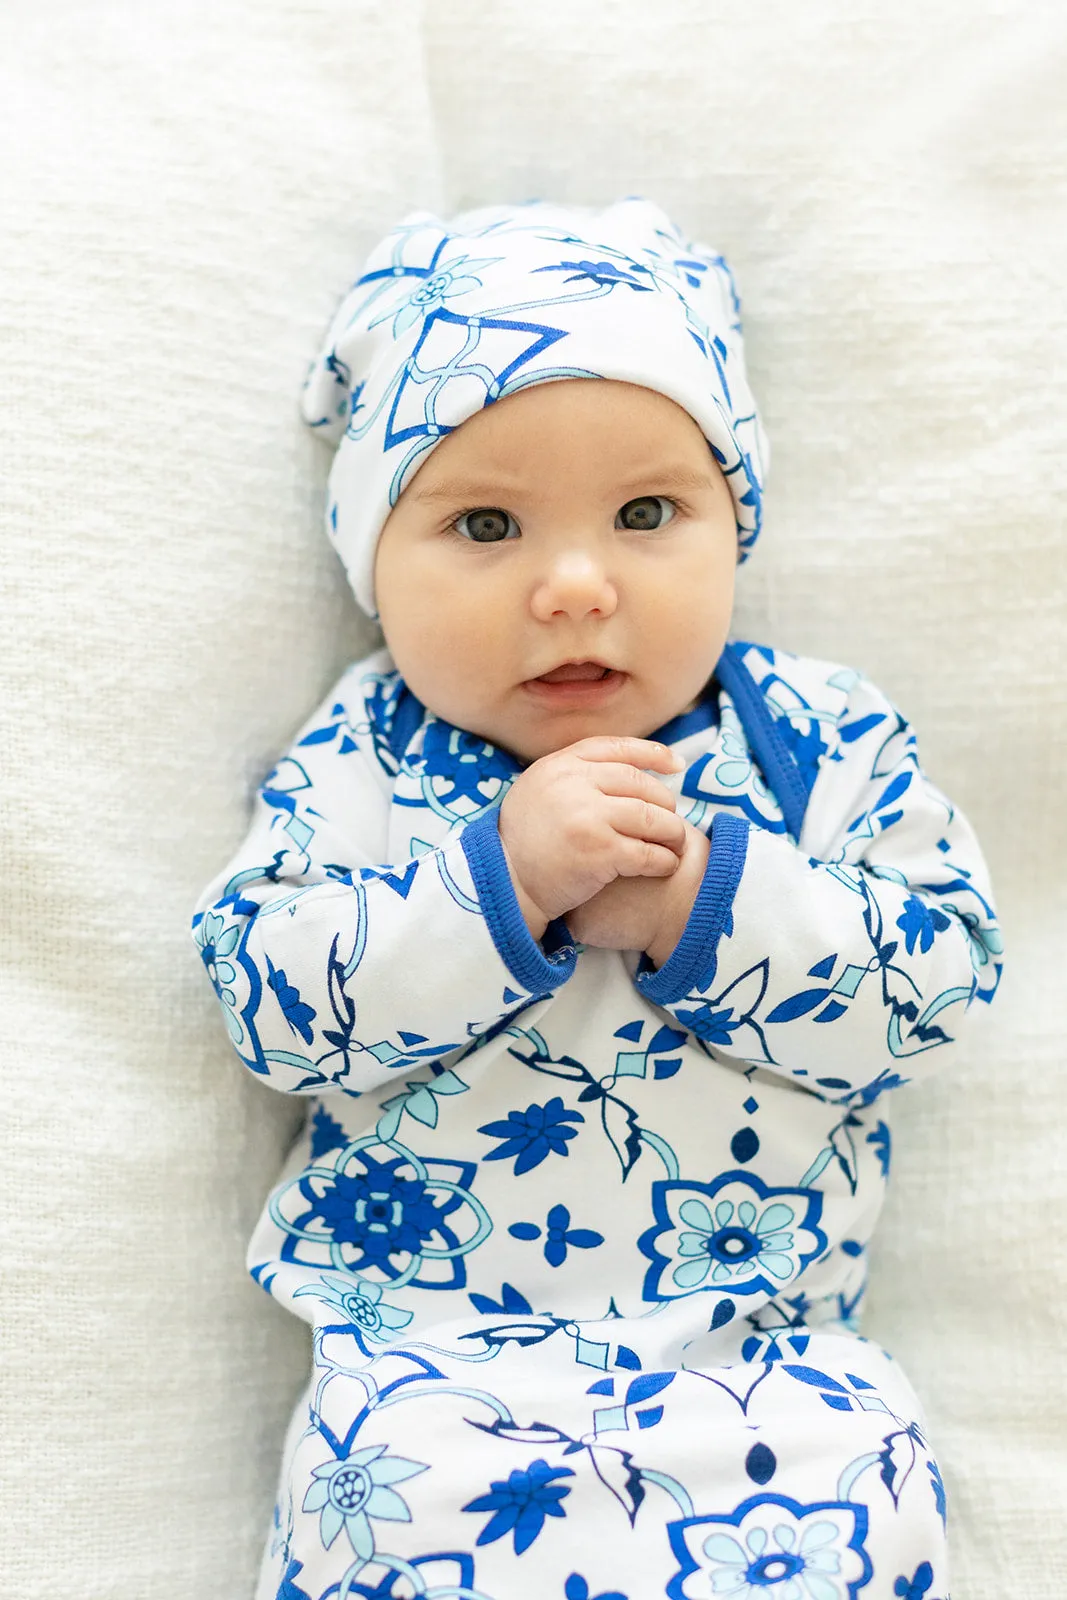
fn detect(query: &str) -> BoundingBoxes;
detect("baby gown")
[192,639,1001,1600]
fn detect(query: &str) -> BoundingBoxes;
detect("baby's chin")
[486,698,705,766]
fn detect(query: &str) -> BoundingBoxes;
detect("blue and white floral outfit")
[193,203,1001,1600]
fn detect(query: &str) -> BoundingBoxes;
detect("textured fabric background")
[1,2,1064,1596]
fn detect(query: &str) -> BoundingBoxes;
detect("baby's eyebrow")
[408,478,527,505]
[615,462,717,494]
[409,463,717,505]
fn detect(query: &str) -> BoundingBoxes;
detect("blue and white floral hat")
[302,198,768,618]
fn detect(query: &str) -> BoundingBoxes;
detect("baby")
[193,201,1002,1600]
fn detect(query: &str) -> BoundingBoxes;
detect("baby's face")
[375,379,737,764]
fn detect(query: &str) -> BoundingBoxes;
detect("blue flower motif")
[673,1002,740,1046]
[266,957,316,1044]
[509,1204,604,1267]
[277,1557,312,1600]
[772,715,830,793]
[302,1444,427,1557]
[895,895,952,956]
[852,1069,908,1108]
[928,1459,947,1526]
[532,257,652,291]
[641,1175,826,1301]
[565,1575,628,1600]
[668,1491,872,1600]
[273,1138,490,1289]
[193,911,243,1044]
[895,1562,935,1599]
[463,1458,574,1554]
[478,1096,585,1175]
[290,1149,452,1274]
[866,1121,891,1178]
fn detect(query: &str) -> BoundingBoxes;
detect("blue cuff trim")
[460,809,577,994]
[716,645,811,840]
[636,813,750,1006]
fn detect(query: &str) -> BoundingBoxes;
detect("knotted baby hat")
[302,198,768,617]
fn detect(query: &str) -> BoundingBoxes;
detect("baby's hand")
[498,736,686,939]
[567,819,711,964]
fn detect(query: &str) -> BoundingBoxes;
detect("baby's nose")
[530,548,618,621]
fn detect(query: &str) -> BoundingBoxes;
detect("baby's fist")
[498,735,686,936]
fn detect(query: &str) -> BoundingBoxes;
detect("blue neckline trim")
[716,644,811,839]
[389,684,426,764]
[459,809,577,994]
[385,646,810,836]
[649,683,719,746]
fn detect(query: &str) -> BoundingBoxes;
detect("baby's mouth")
[522,660,626,705]
[534,661,613,683]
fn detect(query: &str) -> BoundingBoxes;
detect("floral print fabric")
[192,640,1000,1599]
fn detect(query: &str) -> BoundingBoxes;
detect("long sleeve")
[635,669,1002,1102]
[191,666,576,1097]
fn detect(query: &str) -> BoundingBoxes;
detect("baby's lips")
[536,662,612,683]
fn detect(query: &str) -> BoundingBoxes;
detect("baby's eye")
[454,507,520,542]
[616,496,675,531]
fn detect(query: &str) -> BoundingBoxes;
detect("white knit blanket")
[2,2,1063,1595]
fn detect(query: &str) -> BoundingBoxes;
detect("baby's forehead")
[436,377,710,455]
[404,378,711,484]
[396,380,726,518]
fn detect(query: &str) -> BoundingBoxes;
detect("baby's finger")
[585,761,680,810]
[571,735,684,774]
[612,837,683,878]
[607,796,688,854]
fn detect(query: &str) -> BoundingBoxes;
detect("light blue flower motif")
[193,911,243,1044]
[376,1068,469,1141]
[385,255,501,337]
[302,1444,427,1556]
[641,1176,826,1301]
[676,1197,796,1288]
[710,712,768,794]
[292,1271,413,1341]
[668,1492,871,1600]
[701,1517,849,1598]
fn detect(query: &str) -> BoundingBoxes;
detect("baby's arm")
[190,674,580,1098]
[192,679,686,1098]
[584,674,1002,1102]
